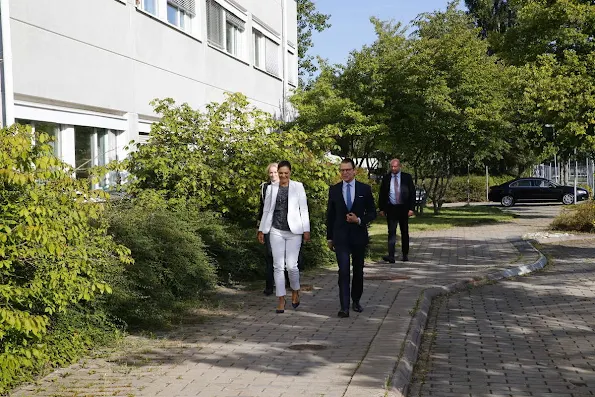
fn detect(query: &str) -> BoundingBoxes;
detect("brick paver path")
[409,238,595,397]
[12,204,564,397]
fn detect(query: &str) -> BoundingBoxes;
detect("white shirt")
[389,172,401,205]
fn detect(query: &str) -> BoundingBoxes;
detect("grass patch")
[367,205,516,261]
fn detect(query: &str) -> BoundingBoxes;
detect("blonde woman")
[258,160,310,313]
[256,163,278,296]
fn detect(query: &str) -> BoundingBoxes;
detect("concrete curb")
[388,240,547,397]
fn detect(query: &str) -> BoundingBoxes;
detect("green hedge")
[420,175,515,203]
[106,204,218,328]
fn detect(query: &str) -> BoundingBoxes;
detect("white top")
[258,180,310,234]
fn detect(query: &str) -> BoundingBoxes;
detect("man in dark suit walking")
[326,158,377,318]
[378,158,415,263]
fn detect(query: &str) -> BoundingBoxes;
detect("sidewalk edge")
[388,240,547,397]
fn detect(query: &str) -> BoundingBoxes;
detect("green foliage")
[121,93,337,281]
[519,51,595,156]
[464,0,517,38]
[106,201,217,328]
[180,209,265,284]
[43,305,122,368]
[0,124,132,392]
[551,200,595,233]
[435,175,515,203]
[124,93,335,223]
[297,0,331,86]
[293,6,510,214]
[472,0,595,157]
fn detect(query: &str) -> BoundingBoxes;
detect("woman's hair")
[277,160,292,171]
[266,162,278,174]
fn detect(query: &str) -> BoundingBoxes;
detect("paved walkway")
[12,204,564,397]
[408,238,595,397]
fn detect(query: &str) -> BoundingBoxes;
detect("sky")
[310,0,466,66]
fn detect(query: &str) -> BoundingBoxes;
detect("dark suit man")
[326,158,377,318]
[378,158,416,262]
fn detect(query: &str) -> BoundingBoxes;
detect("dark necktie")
[394,175,400,204]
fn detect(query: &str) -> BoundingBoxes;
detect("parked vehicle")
[488,178,589,207]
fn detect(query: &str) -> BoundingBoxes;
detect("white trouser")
[269,227,302,297]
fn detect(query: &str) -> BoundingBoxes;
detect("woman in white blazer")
[257,160,310,313]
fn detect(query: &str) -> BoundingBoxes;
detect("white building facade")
[0,0,298,182]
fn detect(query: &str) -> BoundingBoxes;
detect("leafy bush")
[177,206,333,283]
[43,305,122,368]
[0,125,132,392]
[121,93,336,225]
[116,93,338,282]
[179,208,264,283]
[551,201,595,233]
[106,202,217,328]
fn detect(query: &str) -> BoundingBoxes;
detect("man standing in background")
[378,158,415,262]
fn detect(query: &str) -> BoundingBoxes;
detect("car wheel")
[501,195,514,207]
[562,193,574,205]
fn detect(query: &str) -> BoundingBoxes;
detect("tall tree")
[464,0,517,38]
[497,0,595,156]
[297,0,331,86]
[382,4,509,212]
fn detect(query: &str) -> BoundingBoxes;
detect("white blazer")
[258,180,310,235]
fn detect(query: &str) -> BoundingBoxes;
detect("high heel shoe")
[291,290,300,309]
[276,296,285,313]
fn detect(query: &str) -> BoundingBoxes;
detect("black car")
[488,177,590,207]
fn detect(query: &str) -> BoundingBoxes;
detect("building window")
[253,30,264,68]
[167,0,195,32]
[253,29,280,76]
[207,0,245,58]
[16,119,61,157]
[288,50,297,86]
[74,126,111,182]
[138,0,158,15]
[167,3,187,30]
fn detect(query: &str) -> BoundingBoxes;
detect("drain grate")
[288,344,328,351]
[364,274,410,280]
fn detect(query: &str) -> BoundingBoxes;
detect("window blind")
[207,0,224,48]
[265,38,279,76]
[168,0,195,16]
[226,12,245,32]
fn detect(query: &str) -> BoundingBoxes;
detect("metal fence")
[533,157,595,191]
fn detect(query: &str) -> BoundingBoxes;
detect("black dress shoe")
[352,302,363,313]
[382,255,396,264]
[402,255,409,262]
[337,310,350,318]
[263,288,274,296]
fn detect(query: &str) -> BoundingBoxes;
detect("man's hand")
[327,240,335,251]
[346,212,359,224]
[303,232,311,243]
[257,231,265,244]
[379,211,385,217]
[408,210,414,217]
